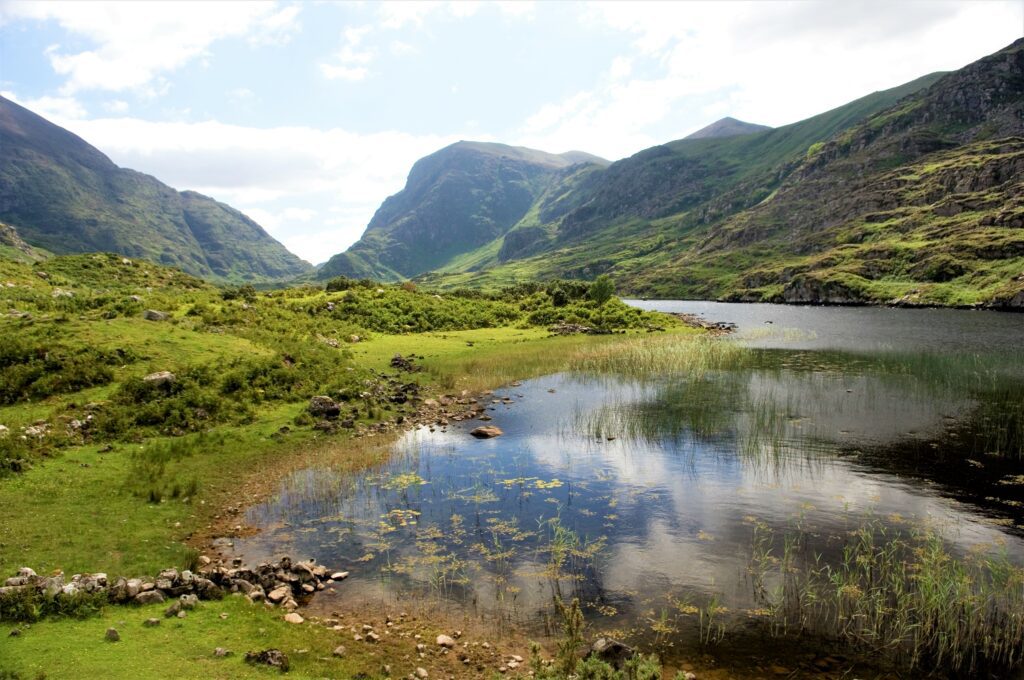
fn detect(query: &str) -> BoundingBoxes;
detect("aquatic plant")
[750,517,1024,675]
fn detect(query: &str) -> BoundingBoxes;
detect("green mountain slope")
[317,141,608,281]
[412,70,947,288]
[0,96,312,282]
[403,40,1024,309]
[684,117,771,140]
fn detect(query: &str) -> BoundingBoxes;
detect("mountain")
[402,70,947,284]
[317,141,608,280]
[0,96,311,282]
[341,39,1023,309]
[684,117,771,140]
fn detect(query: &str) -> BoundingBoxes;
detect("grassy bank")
[0,254,695,678]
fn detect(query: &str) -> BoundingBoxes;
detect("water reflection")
[236,338,1024,652]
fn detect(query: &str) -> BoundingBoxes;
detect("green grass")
[1,596,381,679]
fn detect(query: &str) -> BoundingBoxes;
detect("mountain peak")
[684,117,771,140]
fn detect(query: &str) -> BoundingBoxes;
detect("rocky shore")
[0,556,347,612]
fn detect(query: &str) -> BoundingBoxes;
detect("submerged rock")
[590,638,634,669]
[470,426,503,439]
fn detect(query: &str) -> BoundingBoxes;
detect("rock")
[415,668,429,679]
[143,309,169,321]
[157,568,179,582]
[284,612,304,624]
[194,577,220,599]
[179,593,199,610]
[0,425,8,437]
[165,601,183,618]
[590,638,634,669]
[143,618,160,627]
[470,426,503,439]
[366,631,380,643]
[332,645,347,658]
[308,395,341,418]
[105,628,120,642]
[267,585,290,603]
[214,647,232,657]
[133,590,166,605]
[437,634,456,649]
[330,571,349,581]
[141,372,175,387]
[244,649,290,671]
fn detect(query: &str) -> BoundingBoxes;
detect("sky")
[1,1,1022,264]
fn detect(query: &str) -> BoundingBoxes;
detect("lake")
[232,302,1024,673]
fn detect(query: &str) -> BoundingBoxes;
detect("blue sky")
[2,1,1021,262]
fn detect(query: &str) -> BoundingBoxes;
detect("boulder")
[244,649,290,672]
[143,309,169,321]
[284,612,304,624]
[267,585,290,604]
[470,426,503,439]
[308,396,341,418]
[590,638,635,669]
[133,590,166,605]
[194,577,220,600]
[437,634,456,649]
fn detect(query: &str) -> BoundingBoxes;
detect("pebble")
[415,668,429,679]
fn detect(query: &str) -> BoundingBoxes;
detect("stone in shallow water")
[470,425,503,439]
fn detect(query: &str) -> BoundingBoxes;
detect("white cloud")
[518,0,1024,160]
[103,99,128,113]
[14,108,460,261]
[228,87,255,101]
[320,25,375,82]
[1,1,301,94]
[390,40,418,57]
[1,90,86,119]
[247,4,301,47]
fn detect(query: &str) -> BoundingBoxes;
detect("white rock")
[284,612,304,624]
[436,634,456,649]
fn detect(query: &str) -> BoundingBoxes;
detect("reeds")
[749,517,1024,675]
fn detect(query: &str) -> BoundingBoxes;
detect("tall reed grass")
[750,518,1024,675]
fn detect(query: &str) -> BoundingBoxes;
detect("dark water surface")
[234,302,1024,659]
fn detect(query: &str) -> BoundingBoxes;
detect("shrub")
[589,275,615,306]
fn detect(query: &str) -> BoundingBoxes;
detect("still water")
[234,302,1024,659]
